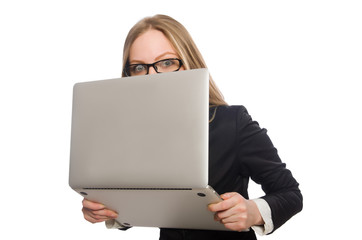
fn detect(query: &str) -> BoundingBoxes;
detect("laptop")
[69,69,229,231]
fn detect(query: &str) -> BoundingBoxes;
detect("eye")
[134,64,146,72]
[160,59,174,68]
[129,64,147,75]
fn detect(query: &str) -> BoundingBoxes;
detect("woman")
[82,14,303,240]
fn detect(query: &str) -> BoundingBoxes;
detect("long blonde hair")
[122,14,227,106]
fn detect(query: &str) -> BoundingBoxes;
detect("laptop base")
[75,186,232,231]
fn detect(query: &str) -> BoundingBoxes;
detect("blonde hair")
[122,14,227,106]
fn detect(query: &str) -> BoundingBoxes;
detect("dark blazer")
[160,105,303,240]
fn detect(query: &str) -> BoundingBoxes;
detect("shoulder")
[212,105,262,139]
[210,105,256,136]
[214,105,248,113]
[211,105,250,122]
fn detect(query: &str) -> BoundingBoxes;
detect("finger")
[224,221,249,232]
[208,201,231,212]
[219,211,247,224]
[83,208,106,223]
[82,198,106,210]
[220,192,238,200]
[88,213,110,222]
[92,209,118,219]
[83,208,115,223]
[216,201,247,220]
[82,207,118,220]
[84,211,109,223]
[208,194,240,212]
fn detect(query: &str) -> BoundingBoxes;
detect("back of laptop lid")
[69,69,209,189]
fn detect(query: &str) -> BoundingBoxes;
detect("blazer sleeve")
[235,106,303,233]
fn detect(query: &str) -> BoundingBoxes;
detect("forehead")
[129,29,178,62]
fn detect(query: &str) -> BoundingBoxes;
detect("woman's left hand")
[208,192,264,232]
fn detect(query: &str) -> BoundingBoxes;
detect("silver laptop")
[69,69,228,231]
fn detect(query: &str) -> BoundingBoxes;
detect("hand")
[208,192,264,232]
[82,198,118,223]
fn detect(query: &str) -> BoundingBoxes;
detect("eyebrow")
[129,52,179,64]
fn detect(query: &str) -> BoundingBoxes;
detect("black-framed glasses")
[124,58,183,76]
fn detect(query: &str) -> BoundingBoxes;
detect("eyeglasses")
[124,58,183,76]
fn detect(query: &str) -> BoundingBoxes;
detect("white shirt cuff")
[105,219,130,230]
[251,198,274,235]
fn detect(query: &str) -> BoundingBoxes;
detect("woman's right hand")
[82,198,118,223]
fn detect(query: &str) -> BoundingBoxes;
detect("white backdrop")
[1,0,361,239]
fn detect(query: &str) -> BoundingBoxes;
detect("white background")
[1,0,361,239]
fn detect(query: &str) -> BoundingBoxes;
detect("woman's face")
[129,29,184,75]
